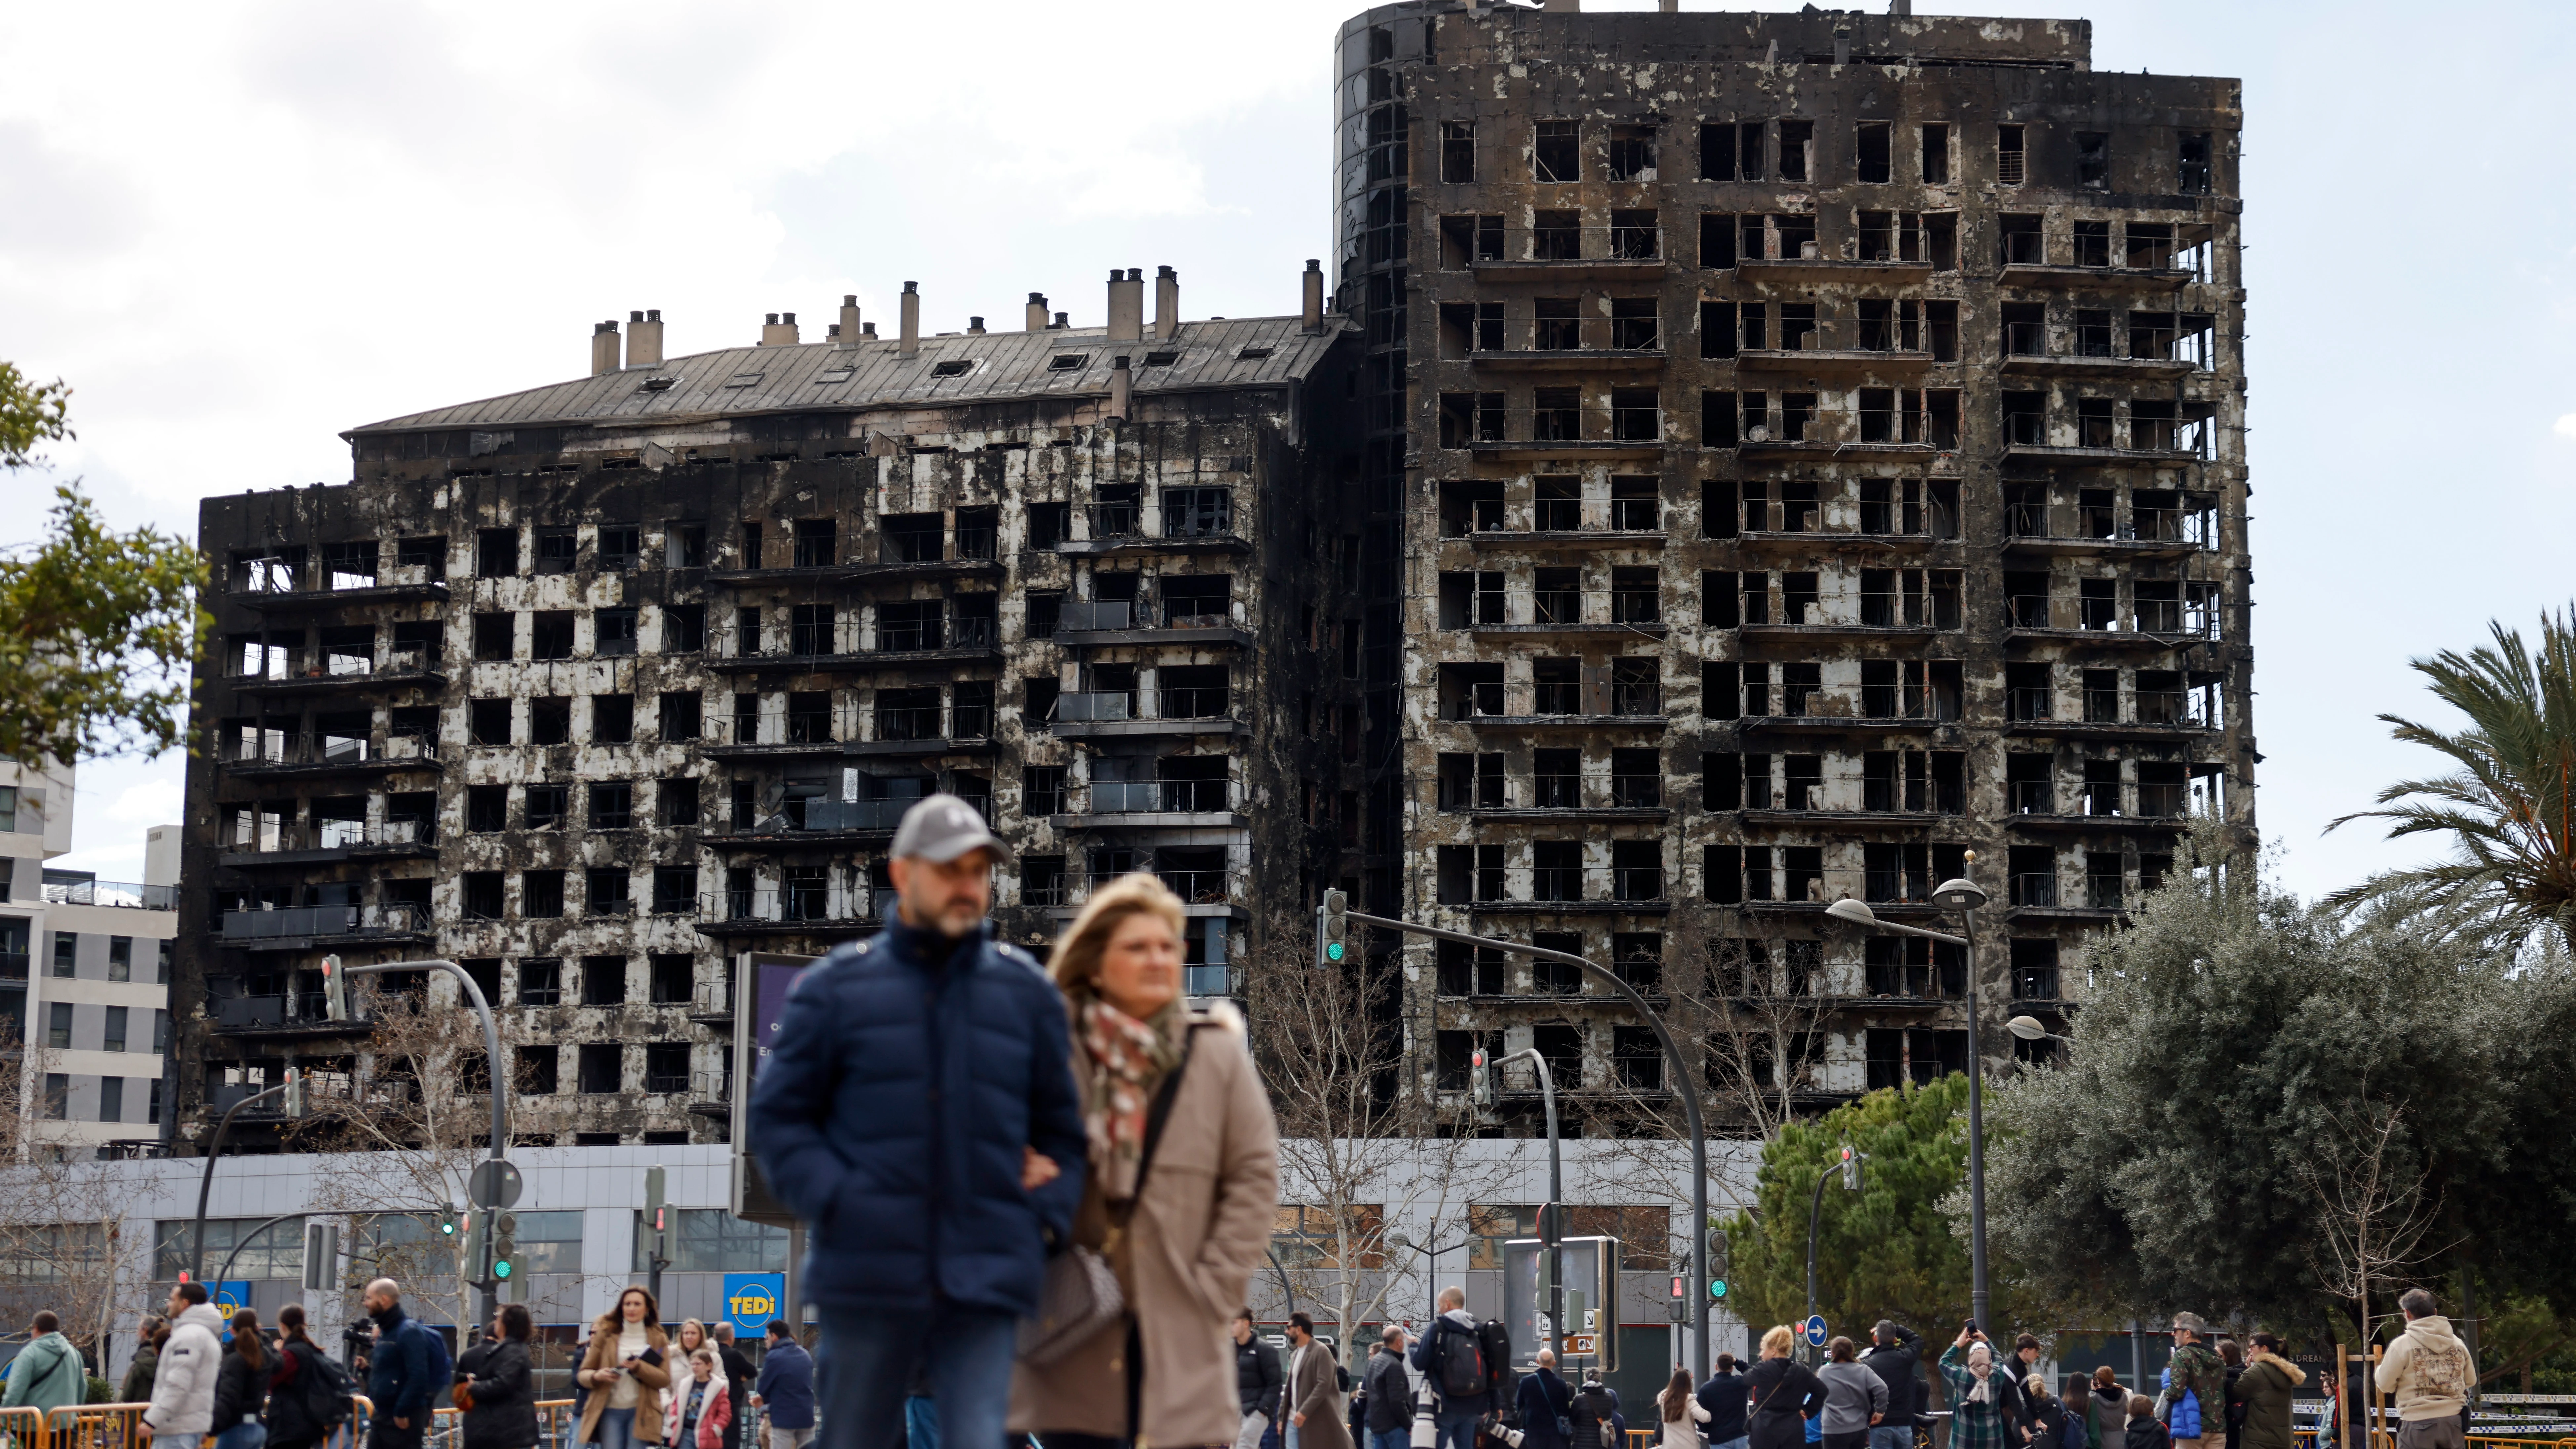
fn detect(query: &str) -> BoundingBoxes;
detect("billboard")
[721,1273,785,1337]
[730,953,817,1226]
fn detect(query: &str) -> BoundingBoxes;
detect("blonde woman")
[1744,1326,1828,1449]
[1008,873,1281,1449]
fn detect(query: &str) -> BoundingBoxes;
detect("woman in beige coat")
[575,1286,673,1449]
[1009,873,1281,1448]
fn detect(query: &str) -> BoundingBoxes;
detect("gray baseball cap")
[891,793,1014,866]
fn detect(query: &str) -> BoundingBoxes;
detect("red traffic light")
[1669,1274,1686,1299]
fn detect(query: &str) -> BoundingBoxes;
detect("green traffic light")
[440,1221,456,1237]
[493,1261,512,1280]
[1709,1280,1728,1299]
[1326,942,1346,962]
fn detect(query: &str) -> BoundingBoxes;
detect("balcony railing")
[2009,873,2060,908]
[1473,224,1665,264]
[1056,599,1237,633]
[705,887,893,924]
[1087,779,1241,814]
[2005,504,2216,547]
[40,878,175,910]
[1084,869,1243,907]
[1053,688,1233,724]
[225,817,434,856]
[215,902,431,941]
[225,730,437,769]
[214,993,341,1030]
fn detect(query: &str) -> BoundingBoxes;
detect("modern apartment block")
[1337,3,2251,1124]
[0,763,179,1155]
[174,271,1359,1148]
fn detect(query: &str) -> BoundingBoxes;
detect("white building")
[0,760,180,1154]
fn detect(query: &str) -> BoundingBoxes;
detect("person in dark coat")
[707,1325,756,1449]
[267,1306,349,1449]
[1234,1310,1285,1445]
[1514,1350,1575,1449]
[2126,1396,2170,1449]
[746,796,1088,1449]
[1861,1324,1924,1449]
[119,1318,166,1409]
[2227,1335,2304,1449]
[1698,1354,1750,1449]
[1364,1329,1415,1449]
[1745,1327,1829,1449]
[747,1322,815,1449]
[456,1305,539,1449]
[208,1308,270,1449]
[1411,1288,1492,1449]
[2215,1341,2246,1449]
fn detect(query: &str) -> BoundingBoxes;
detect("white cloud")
[103,777,182,829]
[2556,413,2576,440]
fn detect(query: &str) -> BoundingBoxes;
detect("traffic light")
[1708,1226,1730,1300]
[645,1166,668,1235]
[1315,890,1349,966]
[281,1067,303,1119]
[492,1212,518,1285]
[302,1223,339,1292]
[1839,1143,1863,1191]
[321,955,348,1021]
[438,1205,460,1239]
[1470,1050,1494,1108]
[1669,1274,1690,1323]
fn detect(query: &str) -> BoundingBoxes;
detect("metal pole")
[1350,910,1711,1378]
[212,1212,305,1291]
[346,959,508,1323]
[1806,1165,1833,1366]
[785,1224,805,1340]
[1959,908,1989,1332]
[1266,1247,1298,1320]
[190,1080,296,1283]
[1496,1047,1563,1361]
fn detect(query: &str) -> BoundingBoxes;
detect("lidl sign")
[722,1273,784,1336]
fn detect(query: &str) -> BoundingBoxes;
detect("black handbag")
[1016,1027,1197,1365]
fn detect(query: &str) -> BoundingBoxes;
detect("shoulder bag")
[1015,1026,1199,1366]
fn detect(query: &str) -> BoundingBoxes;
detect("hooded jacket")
[117,1340,159,1408]
[2229,1351,2305,1449]
[458,1336,540,1449]
[3,1331,84,1413]
[1410,1308,1490,1415]
[210,1342,268,1434]
[749,1340,813,1431]
[1237,1332,1285,1419]
[747,919,1089,1316]
[2379,1316,2476,1422]
[145,1302,229,1437]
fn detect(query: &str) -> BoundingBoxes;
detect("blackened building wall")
[174,296,1358,1147]
[1335,3,2251,1126]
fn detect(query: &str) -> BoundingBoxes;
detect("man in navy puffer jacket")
[748,794,1087,1449]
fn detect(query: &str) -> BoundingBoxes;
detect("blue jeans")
[596,1409,643,1449]
[1871,1428,1913,1449]
[906,1395,940,1449]
[818,1299,1016,1449]
[216,1426,269,1449]
[1434,1406,1481,1449]
[1370,1431,1409,1449]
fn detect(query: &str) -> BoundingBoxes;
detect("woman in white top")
[1660,1366,1716,1449]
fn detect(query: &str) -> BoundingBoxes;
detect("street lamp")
[1823,869,1993,1332]
[2005,1016,2068,1044]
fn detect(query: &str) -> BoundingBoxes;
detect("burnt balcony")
[220,730,439,780]
[1049,599,1252,649]
[1049,687,1239,740]
[214,901,432,950]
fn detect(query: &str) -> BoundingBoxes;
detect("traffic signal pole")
[1340,909,1713,1379]
[188,1075,302,1284]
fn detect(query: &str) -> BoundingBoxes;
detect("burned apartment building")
[1338,3,2252,1126]
[174,270,1360,1146]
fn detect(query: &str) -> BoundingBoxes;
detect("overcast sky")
[7,0,2573,898]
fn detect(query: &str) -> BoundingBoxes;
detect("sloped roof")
[345,315,1344,437]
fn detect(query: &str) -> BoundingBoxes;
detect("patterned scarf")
[1967,1344,1996,1405]
[1079,996,1180,1201]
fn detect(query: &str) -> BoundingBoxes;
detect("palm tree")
[2326,605,2576,951]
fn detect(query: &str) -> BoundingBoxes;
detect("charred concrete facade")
[1337,4,2252,1124]
[175,285,1359,1147]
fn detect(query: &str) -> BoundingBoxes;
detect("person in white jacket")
[1658,1367,1715,1449]
[144,1283,228,1441]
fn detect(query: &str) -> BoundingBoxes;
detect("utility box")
[1502,1235,1620,1373]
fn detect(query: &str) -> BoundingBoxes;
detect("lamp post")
[2005,1016,2072,1054]
[1824,868,1992,1330]
[1493,1046,1564,1363]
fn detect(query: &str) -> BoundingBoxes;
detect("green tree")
[1722,1075,2027,1347]
[1973,836,2576,1338]
[0,363,208,766]
[2326,605,2576,953]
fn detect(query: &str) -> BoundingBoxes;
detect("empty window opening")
[1534,120,1580,184]
[1920,123,1951,184]
[1610,208,1658,259]
[1607,124,1657,182]
[2075,131,2110,189]
[1856,121,1891,183]
[1998,124,2026,185]
[1778,121,1813,182]
[2000,213,2043,267]
[1698,122,1738,181]
[1532,210,1579,261]
[1441,119,1476,183]
[2074,220,2111,269]
[2178,131,2213,194]
[929,359,975,378]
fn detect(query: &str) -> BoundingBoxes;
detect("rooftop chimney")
[1107,268,1144,342]
[1301,259,1325,333]
[1107,355,1133,423]
[1026,292,1050,332]
[899,282,921,357]
[838,294,863,349]
[626,309,664,368]
[1153,265,1180,342]
[760,311,801,346]
[1053,312,1069,329]
[591,319,621,376]
[968,316,987,335]
[864,321,878,338]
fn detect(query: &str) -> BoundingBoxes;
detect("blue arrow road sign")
[1804,1314,1829,1346]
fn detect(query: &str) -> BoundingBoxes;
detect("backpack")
[1475,1319,1514,1397]
[302,1344,359,1426]
[1436,1320,1488,1400]
[404,1318,454,1405]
